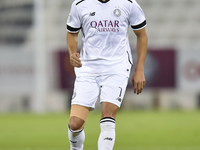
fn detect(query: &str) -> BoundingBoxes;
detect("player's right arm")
[66,1,82,68]
[67,32,82,68]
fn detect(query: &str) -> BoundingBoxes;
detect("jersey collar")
[98,0,110,3]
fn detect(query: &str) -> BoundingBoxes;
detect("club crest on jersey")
[113,8,121,17]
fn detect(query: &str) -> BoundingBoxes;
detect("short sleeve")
[66,2,82,33]
[129,1,147,30]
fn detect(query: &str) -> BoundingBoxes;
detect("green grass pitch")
[0,110,200,150]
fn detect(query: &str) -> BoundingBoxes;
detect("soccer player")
[66,0,148,149]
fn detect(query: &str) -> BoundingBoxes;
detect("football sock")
[68,125,85,150]
[98,117,116,150]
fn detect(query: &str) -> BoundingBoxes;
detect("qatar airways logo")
[90,20,120,32]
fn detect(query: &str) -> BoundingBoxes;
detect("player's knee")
[69,116,85,131]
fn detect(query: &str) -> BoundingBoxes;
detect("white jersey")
[67,0,146,77]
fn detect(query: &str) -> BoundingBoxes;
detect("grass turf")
[0,110,200,150]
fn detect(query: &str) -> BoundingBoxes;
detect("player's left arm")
[132,27,148,95]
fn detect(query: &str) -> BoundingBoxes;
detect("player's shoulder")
[117,0,136,10]
[72,0,87,6]
[120,0,136,4]
[125,0,134,3]
[118,0,137,8]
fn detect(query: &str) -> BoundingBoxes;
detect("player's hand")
[131,70,146,95]
[70,53,82,68]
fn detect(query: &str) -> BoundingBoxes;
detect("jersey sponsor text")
[90,20,120,32]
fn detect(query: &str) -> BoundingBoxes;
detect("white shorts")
[71,74,129,110]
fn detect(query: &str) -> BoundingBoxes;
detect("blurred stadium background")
[0,0,200,149]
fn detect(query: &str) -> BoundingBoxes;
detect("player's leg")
[98,74,128,150]
[69,105,91,130]
[98,102,119,150]
[68,105,90,150]
[68,76,99,150]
